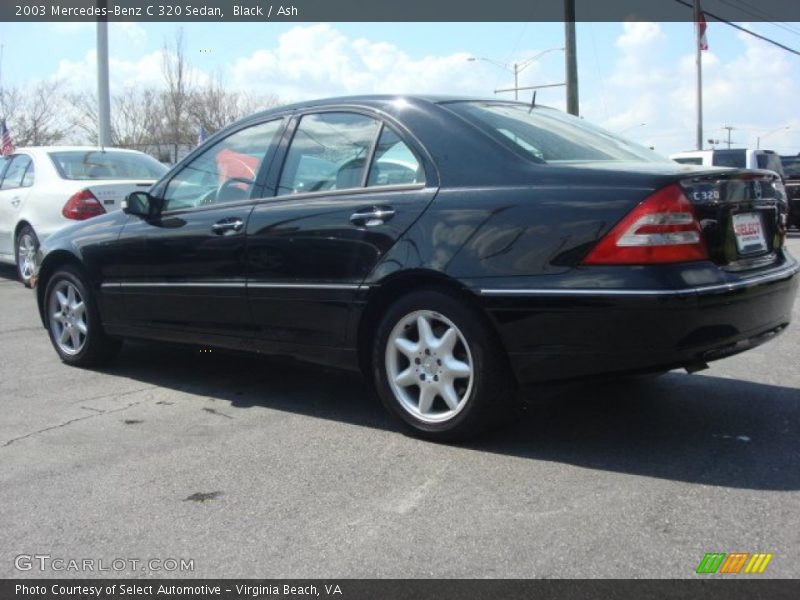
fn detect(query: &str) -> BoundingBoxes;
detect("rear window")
[446,102,666,163]
[49,150,167,180]
[711,150,746,169]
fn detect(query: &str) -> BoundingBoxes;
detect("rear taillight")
[582,183,708,265]
[62,189,106,221]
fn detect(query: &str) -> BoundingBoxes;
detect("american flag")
[1,120,14,156]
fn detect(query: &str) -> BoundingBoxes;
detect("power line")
[673,0,800,57]
[716,0,800,38]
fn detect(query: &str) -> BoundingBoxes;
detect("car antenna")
[528,91,537,114]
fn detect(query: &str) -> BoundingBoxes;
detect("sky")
[0,20,799,155]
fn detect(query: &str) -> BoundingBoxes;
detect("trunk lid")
[84,180,155,213]
[678,169,788,271]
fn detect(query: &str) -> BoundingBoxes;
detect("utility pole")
[564,0,579,116]
[694,0,703,150]
[96,0,112,147]
[723,125,735,149]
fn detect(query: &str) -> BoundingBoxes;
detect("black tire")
[15,225,38,288]
[371,288,515,442]
[43,265,122,367]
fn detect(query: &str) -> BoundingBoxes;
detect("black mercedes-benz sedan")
[33,95,799,440]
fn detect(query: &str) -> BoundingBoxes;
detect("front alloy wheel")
[44,265,122,367]
[48,279,89,355]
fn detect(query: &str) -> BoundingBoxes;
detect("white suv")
[670,148,785,177]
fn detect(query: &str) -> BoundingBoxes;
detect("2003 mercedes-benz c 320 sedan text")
[32,95,799,440]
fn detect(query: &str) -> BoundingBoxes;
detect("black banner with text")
[3,0,800,22]
[4,579,800,600]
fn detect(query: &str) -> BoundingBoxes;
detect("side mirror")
[123,191,163,219]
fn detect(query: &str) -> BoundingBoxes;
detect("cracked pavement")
[1,236,799,579]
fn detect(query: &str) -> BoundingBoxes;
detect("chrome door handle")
[350,206,396,227]
[211,218,244,235]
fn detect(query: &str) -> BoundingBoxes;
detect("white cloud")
[589,22,800,155]
[113,22,148,47]
[230,23,485,100]
[54,23,485,103]
[615,21,666,52]
[55,47,209,92]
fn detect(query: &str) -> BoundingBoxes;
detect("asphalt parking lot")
[1,235,799,579]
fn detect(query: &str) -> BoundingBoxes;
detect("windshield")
[49,150,168,180]
[756,153,784,176]
[445,101,667,164]
[782,157,800,178]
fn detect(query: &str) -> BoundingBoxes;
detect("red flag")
[698,11,709,51]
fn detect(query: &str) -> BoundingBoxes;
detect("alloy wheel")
[17,232,37,283]
[48,280,88,355]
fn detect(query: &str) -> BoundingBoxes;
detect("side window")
[0,156,10,184]
[162,119,283,211]
[21,160,34,188]
[277,112,380,195]
[367,127,424,187]
[0,155,32,190]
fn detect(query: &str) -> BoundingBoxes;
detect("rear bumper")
[474,258,799,384]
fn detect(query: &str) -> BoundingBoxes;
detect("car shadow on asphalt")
[0,264,18,282]
[105,340,800,492]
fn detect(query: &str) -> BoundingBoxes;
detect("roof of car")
[242,94,521,121]
[14,146,148,154]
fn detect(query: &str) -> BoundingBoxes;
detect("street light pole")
[619,123,646,134]
[757,125,789,149]
[468,47,564,101]
[513,63,518,101]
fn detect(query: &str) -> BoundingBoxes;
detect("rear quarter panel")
[18,181,85,241]
[367,167,674,284]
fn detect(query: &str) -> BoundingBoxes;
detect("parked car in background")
[0,147,167,286]
[670,148,785,178]
[781,155,800,229]
[33,96,798,441]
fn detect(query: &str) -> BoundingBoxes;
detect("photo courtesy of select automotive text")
[1,0,800,598]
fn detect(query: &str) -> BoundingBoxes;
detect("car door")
[0,154,34,260]
[116,118,286,337]
[246,110,438,347]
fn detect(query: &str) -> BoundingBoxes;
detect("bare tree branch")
[1,81,72,146]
